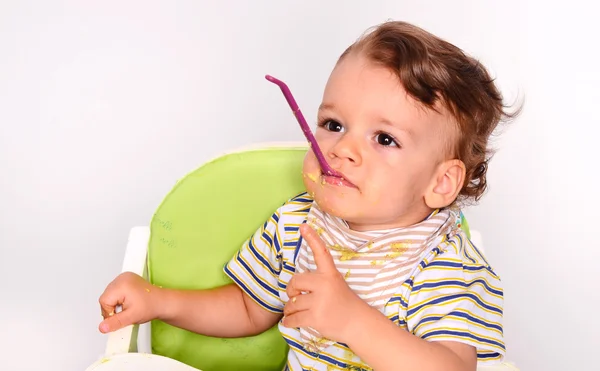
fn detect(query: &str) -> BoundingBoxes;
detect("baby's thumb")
[99,310,133,333]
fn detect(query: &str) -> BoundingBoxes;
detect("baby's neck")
[344,207,437,232]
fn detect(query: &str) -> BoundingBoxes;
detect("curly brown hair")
[339,21,521,204]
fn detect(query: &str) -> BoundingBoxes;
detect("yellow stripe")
[288,200,312,207]
[431,238,500,279]
[408,293,502,320]
[316,342,372,369]
[280,333,319,364]
[460,240,478,263]
[420,266,462,272]
[283,210,308,216]
[383,311,408,329]
[446,240,460,255]
[386,292,410,310]
[461,264,500,279]
[411,280,503,301]
[269,210,280,226]
[424,255,462,265]
[283,222,303,234]
[466,239,491,265]
[419,326,505,351]
[412,310,503,336]
[259,228,275,246]
[414,275,502,293]
[414,256,433,274]
[281,332,369,370]
[280,264,295,275]
[246,236,279,279]
[451,308,503,331]
[478,352,503,361]
[239,248,278,282]
[420,258,499,281]
[284,237,300,250]
[272,230,283,253]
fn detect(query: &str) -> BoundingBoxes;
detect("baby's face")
[303,53,453,231]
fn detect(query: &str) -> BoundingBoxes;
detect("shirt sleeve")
[224,209,284,313]
[405,243,505,362]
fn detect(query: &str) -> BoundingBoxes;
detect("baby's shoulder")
[412,231,502,283]
[272,191,314,223]
[262,192,313,242]
[279,191,314,212]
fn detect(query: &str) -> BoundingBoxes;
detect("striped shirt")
[224,193,505,370]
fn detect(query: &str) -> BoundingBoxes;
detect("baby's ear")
[424,159,466,209]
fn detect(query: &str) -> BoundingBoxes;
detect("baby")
[99,21,517,371]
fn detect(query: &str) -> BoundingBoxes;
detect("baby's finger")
[300,224,336,273]
[99,300,119,320]
[283,310,312,329]
[283,293,313,317]
[286,273,320,298]
[99,285,125,312]
[98,308,133,333]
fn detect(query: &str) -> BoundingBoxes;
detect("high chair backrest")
[147,144,309,371]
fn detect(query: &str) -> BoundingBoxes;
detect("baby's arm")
[344,307,476,371]
[344,241,503,371]
[164,205,291,337]
[99,204,288,337]
[157,283,281,337]
[99,272,280,338]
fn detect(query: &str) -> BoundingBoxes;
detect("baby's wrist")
[151,285,170,321]
[340,303,377,346]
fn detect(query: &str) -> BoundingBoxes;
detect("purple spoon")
[265,74,342,178]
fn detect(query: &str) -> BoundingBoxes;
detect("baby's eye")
[323,120,344,133]
[375,133,399,147]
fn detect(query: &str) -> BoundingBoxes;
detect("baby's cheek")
[365,181,385,202]
[302,151,317,171]
[304,179,318,199]
[301,156,320,197]
[366,181,402,211]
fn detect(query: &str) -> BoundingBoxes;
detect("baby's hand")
[283,224,370,344]
[98,272,162,333]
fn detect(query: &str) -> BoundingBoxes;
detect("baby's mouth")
[321,171,358,189]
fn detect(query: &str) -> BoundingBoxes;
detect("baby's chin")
[319,205,380,231]
[312,193,360,219]
[312,193,401,229]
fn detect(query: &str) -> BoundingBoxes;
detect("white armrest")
[104,226,151,357]
[120,226,151,276]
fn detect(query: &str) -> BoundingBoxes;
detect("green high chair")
[86,142,519,371]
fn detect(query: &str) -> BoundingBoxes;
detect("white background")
[1,1,598,370]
